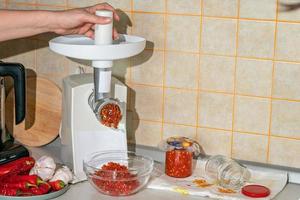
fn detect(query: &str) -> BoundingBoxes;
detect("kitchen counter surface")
[53,181,300,200]
[30,140,300,200]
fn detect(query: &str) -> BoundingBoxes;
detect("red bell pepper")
[1,181,36,190]
[5,175,43,185]
[0,187,20,196]
[0,157,35,177]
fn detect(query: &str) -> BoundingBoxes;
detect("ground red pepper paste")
[92,162,139,196]
[165,149,193,178]
[100,103,122,129]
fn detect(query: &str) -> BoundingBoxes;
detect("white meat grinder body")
[49,10,146,182]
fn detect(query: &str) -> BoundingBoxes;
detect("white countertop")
[29,139,300,200]
[53,181,300,200]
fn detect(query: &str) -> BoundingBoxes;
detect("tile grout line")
[10,2,66,8]
[230,0,241,158]
[160,0,168,140]
[128,82,300,103]
[135,118,300,140]
[266,0,279,164]
[195,0,204,142]
[143,48,300,65]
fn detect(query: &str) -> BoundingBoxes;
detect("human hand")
[50,3,119,39]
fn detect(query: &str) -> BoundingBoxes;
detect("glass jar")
[160,137,201,178]
[165,149,193,178]
[205,155,251,190]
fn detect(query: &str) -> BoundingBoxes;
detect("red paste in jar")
[92,162,140,196]
[165,149,193,178]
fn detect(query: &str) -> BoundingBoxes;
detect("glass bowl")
[83,151,154,196]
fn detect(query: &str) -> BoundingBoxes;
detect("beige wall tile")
[7,3,36,9]
[68,0,131,10]
[101,0,131,11]
[269,137,300,168]
[166,15,201,52]
[0,39,36,70]
[234,96,270,134]
[232,132,268,163]
[65,59,93,75]
[236,58,273,97]
[114,11,132,35]
[67,0,91,7]
[134,120,162,147]
[278,0,300,22]
[0,1,4,8]
[133,0,164,12]
[238,20,275,59]
[165,52,199,89]
[163,124,196,140]
[132,50,163,86]
[36,41,68,74]
[198,92,233,130]
[271,100,300,138]
[164,88,198,126]
[9,0,35,3]
[203,0,238,17]
[112,58,131,83]
[201,18,237,56]
[167,0,201,15]
[197,128,231,157]
[130,85,163,121]
[274,62,300,100]
[240,0,277,20]
[276,23,300,62]
[37,0,66,6]
[36,5,64,10]
[132,13,165,49]
[199,55,235,93]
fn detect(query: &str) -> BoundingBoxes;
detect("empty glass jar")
[205,155,251,190]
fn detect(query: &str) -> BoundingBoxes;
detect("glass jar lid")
[159,136,201,156]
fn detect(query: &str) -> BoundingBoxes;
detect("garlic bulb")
[30,156,56,181]
[50,166,73,184]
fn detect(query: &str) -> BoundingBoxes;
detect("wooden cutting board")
[5,76,62,147]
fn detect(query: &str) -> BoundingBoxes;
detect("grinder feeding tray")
[49,10,146,182]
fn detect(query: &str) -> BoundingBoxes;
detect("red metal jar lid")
[242,185,271,198]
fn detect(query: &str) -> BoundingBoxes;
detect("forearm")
[0,10,56,42]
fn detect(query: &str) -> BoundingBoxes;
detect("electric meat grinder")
[49,10,146,182]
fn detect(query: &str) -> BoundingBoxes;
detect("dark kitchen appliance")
[0,62,27,164]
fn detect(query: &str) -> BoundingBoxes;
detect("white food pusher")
[49,10,146,182]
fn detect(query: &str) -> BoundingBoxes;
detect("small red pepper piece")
[30,182,51,195]
[49,180,65,191]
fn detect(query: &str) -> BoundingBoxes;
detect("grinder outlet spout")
[88,93,123,129]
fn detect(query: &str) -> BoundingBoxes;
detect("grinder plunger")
[89,10,122,129]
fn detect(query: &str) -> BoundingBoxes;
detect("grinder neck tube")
[93,10,113,101]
